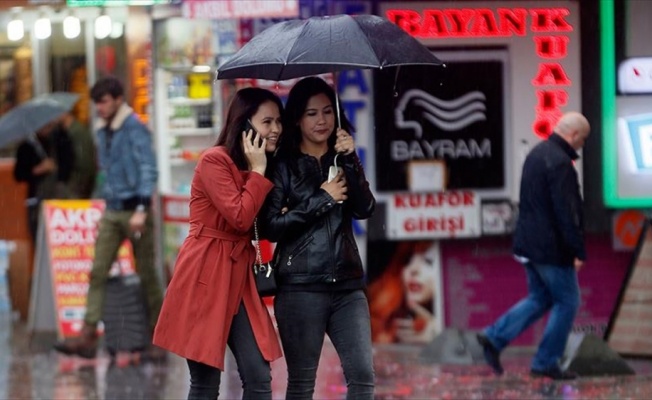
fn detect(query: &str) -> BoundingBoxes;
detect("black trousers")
[274,290,374,400]
[27,203,40,243]
[186,302,271,400]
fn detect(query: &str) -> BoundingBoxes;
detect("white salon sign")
[387,191,481,239]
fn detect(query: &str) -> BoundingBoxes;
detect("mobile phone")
[327,165,342,183]
[243,119,256,134]
[328,165,344,204]
[243,119,262,146]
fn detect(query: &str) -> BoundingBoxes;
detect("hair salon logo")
[395,89,487,138]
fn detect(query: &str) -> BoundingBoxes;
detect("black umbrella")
[217,14,442,128]
[216,14,443,170]
[216,14,443,81]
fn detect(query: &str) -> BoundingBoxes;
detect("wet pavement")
[3,309,652,400]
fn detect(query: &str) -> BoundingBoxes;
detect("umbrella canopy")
[0,92,79,149]
[216,14,443,81]
[43,92,80,111]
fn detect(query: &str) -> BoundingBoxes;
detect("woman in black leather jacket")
[262,77,376,399]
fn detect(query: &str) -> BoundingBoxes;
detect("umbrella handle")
[28,133,48,160]
[393,66,401,97]
[332,71,341,130]
[335,88,341,130]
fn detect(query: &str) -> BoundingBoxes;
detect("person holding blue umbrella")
[60,110,97,199]
[13,118,74,241]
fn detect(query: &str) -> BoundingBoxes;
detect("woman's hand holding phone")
[321,169,348,203]
[242,128,267,176]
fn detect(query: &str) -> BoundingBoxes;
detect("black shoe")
[143,345,168,363]
[530,367,578,380]
[476,333,503,375]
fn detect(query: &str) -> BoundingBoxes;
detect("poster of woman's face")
[402,248,438,306]
[367,240,443,344]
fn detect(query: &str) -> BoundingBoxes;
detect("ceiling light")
[34,16,52,40]
[109,21,124,39]
[7,19,24,41]
[63,14,81,39]
[95,11,112,39]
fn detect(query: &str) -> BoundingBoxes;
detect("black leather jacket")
[261,150,375,286]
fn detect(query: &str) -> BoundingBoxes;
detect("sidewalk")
[2,312,652,399]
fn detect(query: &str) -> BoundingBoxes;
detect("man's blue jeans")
[483,262,580,371]
[274,289,375,400]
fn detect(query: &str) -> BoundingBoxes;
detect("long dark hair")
[215,87,284,171]
[279,77,352,156]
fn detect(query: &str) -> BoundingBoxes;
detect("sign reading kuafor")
[387,191,481,239]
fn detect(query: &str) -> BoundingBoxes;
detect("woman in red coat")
[153,88,284,399]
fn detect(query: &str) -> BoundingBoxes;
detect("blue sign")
[625,114,652,171]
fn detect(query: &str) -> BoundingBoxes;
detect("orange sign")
[44,200,134,338]
[613,210,646,250]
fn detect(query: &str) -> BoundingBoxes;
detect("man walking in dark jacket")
[477,111,590,380]
[13,120,74,242]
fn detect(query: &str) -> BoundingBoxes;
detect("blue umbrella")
[0,92,79,149]
[42,92,80,111]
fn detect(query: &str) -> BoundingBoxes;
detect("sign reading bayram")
[374,59,505,192]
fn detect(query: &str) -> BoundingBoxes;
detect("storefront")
[152,0,376,277]
[3,0,634,350]
[0,0,157,324]
[365,0,631,347]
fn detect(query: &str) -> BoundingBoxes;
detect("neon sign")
[386,8,572,38]
[387,7,574,139]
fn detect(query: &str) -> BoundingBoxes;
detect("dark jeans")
[274,289,374,400]
[187,303,271,400]
[484,261,580,371]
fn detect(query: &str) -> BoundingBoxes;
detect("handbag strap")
[253,218,263,265]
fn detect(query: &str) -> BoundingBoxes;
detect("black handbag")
[253,219,277,297]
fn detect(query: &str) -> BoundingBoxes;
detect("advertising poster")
[374,50,506,193]
[30,200,134,339]
[367,240,443,344]
[441,235,631,345]
[161,194,190,279]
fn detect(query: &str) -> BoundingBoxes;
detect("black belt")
[119,196,151,210]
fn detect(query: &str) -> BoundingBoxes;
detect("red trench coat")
[153,146,282,370]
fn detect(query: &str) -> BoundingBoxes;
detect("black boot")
[53,323,98,358]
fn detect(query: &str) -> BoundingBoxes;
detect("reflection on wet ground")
[3,310,652,400]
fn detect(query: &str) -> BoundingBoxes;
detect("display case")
[154,67,222,194]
